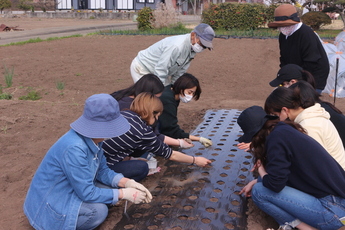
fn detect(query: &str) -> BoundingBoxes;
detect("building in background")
[57,0,157,11]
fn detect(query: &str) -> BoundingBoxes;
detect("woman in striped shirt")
[103,92,211,182]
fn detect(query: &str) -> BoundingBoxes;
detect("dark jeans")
[108,160,149,182]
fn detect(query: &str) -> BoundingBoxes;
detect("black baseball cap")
[237,106,279,143]
[269,64,303,87]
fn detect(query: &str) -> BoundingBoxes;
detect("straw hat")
[268,4,300,28]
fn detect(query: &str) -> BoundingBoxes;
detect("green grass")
[0,85,12,100]
[56,81,65,90]
[0,93,12,100]
[19,90,41,101]
[0,35,83,47]
[99,24,191,36]
[316,29,343,40]
[1,125,8,134]
[4,65,14,87]
[97,26,341,40]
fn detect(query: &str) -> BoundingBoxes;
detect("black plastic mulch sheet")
[114,109,254,230]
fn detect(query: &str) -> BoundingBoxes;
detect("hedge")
[202,3,278,30]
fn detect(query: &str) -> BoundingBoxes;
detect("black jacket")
[279,24,329,90]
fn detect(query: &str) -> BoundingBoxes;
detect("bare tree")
[34,0,56,12]
[0,0,11,14]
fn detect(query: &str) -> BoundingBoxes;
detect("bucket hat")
[269,64,303,87]
[237,106,278,143]
[70,94,130,138]
[268,4,300,28]
[193,23,215,49]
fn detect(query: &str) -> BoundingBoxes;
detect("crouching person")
[23,94,152,230]
[238,106,345,230]
[103,92,211,182]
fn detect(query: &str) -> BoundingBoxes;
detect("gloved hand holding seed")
[199,137,212,147]
[178,139,194,149]
[121,188,147,204]
[124,179,152,203]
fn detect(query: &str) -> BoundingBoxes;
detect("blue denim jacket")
[23,129,124,230]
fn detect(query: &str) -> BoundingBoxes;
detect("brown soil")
[1,17,345,230]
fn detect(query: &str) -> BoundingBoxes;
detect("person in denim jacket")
[23,94,152,230]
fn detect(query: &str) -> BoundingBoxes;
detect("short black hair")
[172,73,201,100]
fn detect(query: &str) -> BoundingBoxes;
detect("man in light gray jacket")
[130,23,215,86]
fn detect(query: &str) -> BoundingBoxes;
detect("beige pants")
[130,57,150,83]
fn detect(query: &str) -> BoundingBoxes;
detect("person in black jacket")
[268,4,329,93]
[238,106,345,230]
[158,73,212,147]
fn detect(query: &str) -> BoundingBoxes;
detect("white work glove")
[199,137,212,147]
[178,139,194,149]
[121,188,146,204]
[125,179,152,203]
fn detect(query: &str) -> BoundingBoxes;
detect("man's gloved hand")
[125,179,152,203]
[199,137,212,147]
[121,188,146,204]
[178,139,194,149]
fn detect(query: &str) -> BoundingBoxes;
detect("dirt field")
[1,17,345,230]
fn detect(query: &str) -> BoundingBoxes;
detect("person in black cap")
[130,23,215,86]
[269,65,345,148]
[268,4,329,93]
[24,94,152,230]
[269,64,316,88]
[237,105,345,230]
[265,84,345,170]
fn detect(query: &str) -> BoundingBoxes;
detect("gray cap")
[192,23,215,49]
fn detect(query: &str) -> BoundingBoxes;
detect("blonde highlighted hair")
[130,92,163,124]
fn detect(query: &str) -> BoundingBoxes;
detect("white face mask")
[179,94,193,103]
[278,25,296,36]
[192,43,204,53]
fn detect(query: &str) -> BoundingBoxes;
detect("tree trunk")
[339,12,345,30]
[165,0,174,10]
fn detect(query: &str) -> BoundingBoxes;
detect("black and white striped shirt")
[103,110,172,165]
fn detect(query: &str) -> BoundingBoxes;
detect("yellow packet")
[340,216,345,225]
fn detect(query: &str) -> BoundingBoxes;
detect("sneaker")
[148,166,161,175]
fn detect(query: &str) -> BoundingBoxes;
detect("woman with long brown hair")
[265,83,345,169]
[238,106,345,230]
[103,92,211,182]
